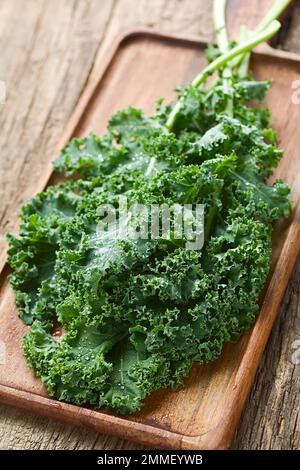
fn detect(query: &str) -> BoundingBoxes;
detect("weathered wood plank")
[234,255,300,449]
[0,0,114,246]
[0,0,299,450]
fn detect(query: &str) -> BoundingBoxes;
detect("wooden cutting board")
[1,22,300,449]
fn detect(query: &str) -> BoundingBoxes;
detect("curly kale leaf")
[7,72,291,413]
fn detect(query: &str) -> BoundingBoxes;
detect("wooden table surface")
[0,0,299,450]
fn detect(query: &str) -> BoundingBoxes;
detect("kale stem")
[145,156,156,177]
[213,0,229,53]
[213,0,233,115]
[166,20,281,131]
[231,0,293,74]
[255,0,292,33]
[237,25,251,77]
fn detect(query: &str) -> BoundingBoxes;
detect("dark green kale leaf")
[7,45,291,414]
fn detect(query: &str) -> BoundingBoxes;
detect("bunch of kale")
[6,0,294,415]
[7,70,290,412]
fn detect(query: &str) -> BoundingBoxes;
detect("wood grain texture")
[0,0,115,249]
[0,0,299,450]
[234,256,300,450]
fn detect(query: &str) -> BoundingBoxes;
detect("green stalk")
[213,0,233,115]
[232,0,293,74]
[237,25,251,78]
[192,21,280,88]
[256,0,292,33]
[213,0,229,53]
[166,20,281,131]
